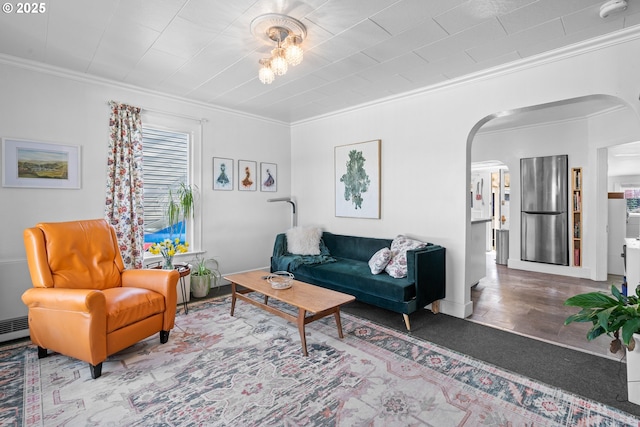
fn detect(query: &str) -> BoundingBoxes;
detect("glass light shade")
[285,36,303,66]
[258,60,275,84]
[270,47,288,76]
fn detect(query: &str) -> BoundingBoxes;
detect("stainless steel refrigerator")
[520,155,569,265]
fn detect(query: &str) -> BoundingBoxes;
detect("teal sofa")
[270,232,446,330]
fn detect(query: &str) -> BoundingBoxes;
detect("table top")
[225,270,355,313]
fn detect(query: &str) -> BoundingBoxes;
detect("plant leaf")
[564,292,617,309]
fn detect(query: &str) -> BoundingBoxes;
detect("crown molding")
[292,25,640,127]
[0,53,290,127]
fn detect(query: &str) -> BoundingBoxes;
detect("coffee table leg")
[297,309,308,356]
[230,282,237,316]
[334,309,345,339]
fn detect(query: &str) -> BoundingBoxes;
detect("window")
[142,126,189,245]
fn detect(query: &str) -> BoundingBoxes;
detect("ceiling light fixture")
[251,14,307,84]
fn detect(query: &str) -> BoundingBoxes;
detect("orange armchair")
[22,219,179,379]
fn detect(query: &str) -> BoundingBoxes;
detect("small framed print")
[260,162,277,192]
[2,138,81,189]
[213,157,233,190]
[238,160,257,191]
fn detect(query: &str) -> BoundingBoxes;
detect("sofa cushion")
[286,226,322,255]
[103,287,166,333]
[368,247,391,274]
[322,232,392,262]
[385,235,427,278]
[294,258,415,302]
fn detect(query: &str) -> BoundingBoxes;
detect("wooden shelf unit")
[571,167,582,267]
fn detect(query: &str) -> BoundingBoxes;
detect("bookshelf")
[571,167,582,267]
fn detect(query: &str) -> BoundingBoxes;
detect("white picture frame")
[335,139,380,219]
[2,138,81,189]
[238,160,257,191]
[213,157,233,190]
[260,162,277,192]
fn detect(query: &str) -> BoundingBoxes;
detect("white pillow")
[286,226,322,255]
[368,247,392,274]
[385,235,427,278]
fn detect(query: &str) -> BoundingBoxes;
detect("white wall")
[0,60,291,321]
[290,31,640,319]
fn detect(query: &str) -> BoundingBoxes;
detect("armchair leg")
[160,330,170,344]
[37,346,48,359]
[90,363,103,379]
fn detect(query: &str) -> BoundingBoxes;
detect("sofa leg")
[90,363,102,379]
[431,300,441,314]
[402,314,411,331]
[160,330,170,344]
[37,346,48,359]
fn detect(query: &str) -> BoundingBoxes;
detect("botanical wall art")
[238,160,257,191]
[334,139,380,219]
[2,138,81,189]
[260,162,277,192]
[213,157,233,190]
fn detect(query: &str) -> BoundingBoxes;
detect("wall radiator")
[0,260,31,342]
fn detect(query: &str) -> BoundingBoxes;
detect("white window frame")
[141,113,203,265]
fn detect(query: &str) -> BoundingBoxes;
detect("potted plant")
[564,284,640,404]
[564,284,640,352]
[165,182,196,242]
[190,255,221,298]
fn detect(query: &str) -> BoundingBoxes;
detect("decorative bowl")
[267,271,294,289]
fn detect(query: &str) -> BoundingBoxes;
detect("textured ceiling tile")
[499,0,603,35]
[370,0,463,35]
[414,19,507,62]
[152,16,218,59]
[518,20,624,58]
[304,0,394,35]
[435,0,538,35]
[467,19,565,63]
[362,19,449,63]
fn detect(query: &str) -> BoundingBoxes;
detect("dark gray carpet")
[341,300,639,418]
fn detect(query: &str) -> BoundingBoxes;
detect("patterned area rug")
[2,296,638,426]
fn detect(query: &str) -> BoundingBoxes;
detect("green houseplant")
[190,255,221,298]
[564,284,640,353]
[165,182,196,241]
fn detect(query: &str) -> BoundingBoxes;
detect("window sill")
[142,251,205,268]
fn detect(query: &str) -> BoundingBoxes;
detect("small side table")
[176,265,191,314]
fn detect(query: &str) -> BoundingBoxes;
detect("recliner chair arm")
[122,269,179,296]
[122,269,179,331]
[22,288,106,313]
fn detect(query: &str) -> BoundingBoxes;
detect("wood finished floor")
[468,252,624,360]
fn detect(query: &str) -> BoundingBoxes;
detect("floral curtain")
[105,101,144,269]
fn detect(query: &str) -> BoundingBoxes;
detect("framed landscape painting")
[213,157,233,190]
[260,162,277,192]
[238,160,257,191]
[335,139,380,219]
[2,138,81,189]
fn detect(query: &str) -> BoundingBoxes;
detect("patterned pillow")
[286,226,323,255]
[385,235,427,278]
[368,247,392,274]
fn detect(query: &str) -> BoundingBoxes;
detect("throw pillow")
[286,226,323,255]
[368,247,392,275]
[385,235,427,278]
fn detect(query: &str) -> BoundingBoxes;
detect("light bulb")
[270,47,288,76]
[285,35,303,66]
[258,59,275,84]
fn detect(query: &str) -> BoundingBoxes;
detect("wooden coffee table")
[225,270,355,356]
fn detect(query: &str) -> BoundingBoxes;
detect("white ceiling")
[1,0,639,124]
